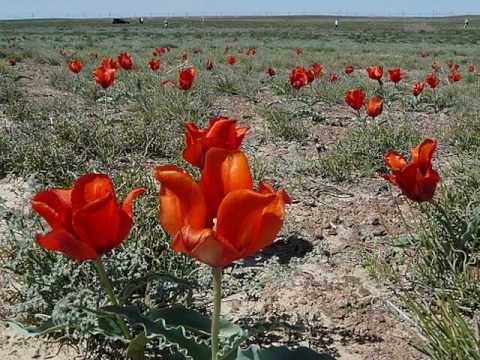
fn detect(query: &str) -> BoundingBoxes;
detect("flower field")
[1,15,480,360]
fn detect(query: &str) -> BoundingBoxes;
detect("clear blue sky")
[2,0,480,19]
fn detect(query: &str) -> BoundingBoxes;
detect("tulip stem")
[211,267,222,360]
[94,257,131,339]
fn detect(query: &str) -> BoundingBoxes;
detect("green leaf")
[103,305,211,360]
[95,314,126,340]
[5,320,67,337]
[147,305,245,339]
[127,333,148,360]
[223,345,334,360]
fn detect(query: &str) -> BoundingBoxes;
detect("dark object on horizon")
[112,18,130,24]
[139,17,144,24]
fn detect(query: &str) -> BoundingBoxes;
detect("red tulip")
[181,52,188,61]
[329,73,339,82]
[412,82,425,97]
[365,96,384,118]
[425,73,440,88]
[468,64,477,73]
[178,66,196,90]
[118,52,134,70]
[226,55,237,65]
[266,67,276,77]
[182,117,249,168]
[383,139,440,202]
[448,62,460,71]
[205,60,214,70]
[289,65,309,89]
[31,173,145,261]
[68,59,83,74]
[154,149,290,268]
[367,66,384,81]
[345,88,366,111]
[294,48,304,55]
[344,65,354,74]
[388,67,404,84]
[162,79,176,87]
[94,66,116,88]
[448,70,462,82]
[101,58,118,70]
[148,59,161,71]
[154,47,170,56]
[309,63,323,79]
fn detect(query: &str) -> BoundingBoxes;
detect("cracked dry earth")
[1,63,427,359]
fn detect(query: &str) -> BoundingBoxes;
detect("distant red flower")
[153,47,170,56]
[289,65,309,89]
[309,63,324,78]
[246,48,256,56]
[182,116,249,168]
[205,60,214,70]
[9,59,16,66]
[345,88,366,111]
[468,64,477,73]
[448,70,462,82]
[148,59,161,71]
[94,66,116,88]
[226,55,237,65]
[367,65,384,81]
[412,82,425,97]
[294,48,304,55]
[344,65,354,74]
[32,173,145,260]
[101,58,118,70]
[383,139,440,202]
[118,52,134,70]
[388,67,404,84]
[266,67,276,77]
[68,59,84,74]
[162,79,176,87]
[448,62,460,71]
[431,62,440,72]
[178,66,196,90]
[365,96,384,118]
[181,52,188,61]
[425,73,440,88]
[329,73,339,82]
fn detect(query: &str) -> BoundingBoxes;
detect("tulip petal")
[121,188,146,217]
[71,173,116,212]
[36,230,98,261]
[216,189,277,262]
[72,192,121,255]
[172,226,227,267]
[154,165,207,236]
[384,151,408,172]
[411,139,437,171]
[31,189,72,231]
[200,148,253,220]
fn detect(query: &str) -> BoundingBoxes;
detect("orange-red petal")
[172,226,226,267]
[384,151,408,172]
[36,230,98,261]
[154,165,207,236]
[31,188,72,231]
[411,138,437,171]
[215,189,277,264]
[200,148,253,220]
[71,173,116,212]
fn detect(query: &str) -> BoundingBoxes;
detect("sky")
[1,0,480,19]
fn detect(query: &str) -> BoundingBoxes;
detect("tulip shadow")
[244,234,314,266]
[238,315,384,359]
